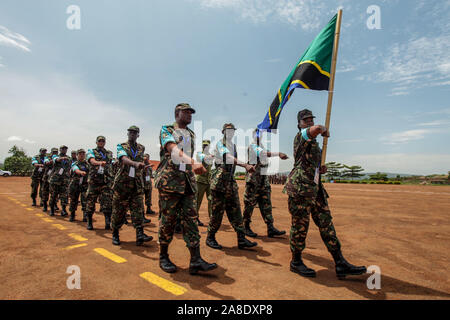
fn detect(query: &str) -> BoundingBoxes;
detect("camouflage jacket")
[154,122,197,194]
[31,154,46,179]
[142,165,153,190]
[113,141,145,192]
[43,155,55,182]
[195,151,212,185]
[49,153,71,184]
[283,127,328,199]
[245,143,270,188]
[210,138,238,192]
[86,147,114,186]
[70,160,89,188]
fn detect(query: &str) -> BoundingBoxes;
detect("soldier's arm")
[307,125,330,139]
[166,142,206,175]
[31,157,44,167]
[87,149,105,166]
[117,144,144,169]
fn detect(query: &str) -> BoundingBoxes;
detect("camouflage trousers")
[196,182,212,217]
[208,187,245,235]
[41,179,50,202]
[288,194,341,253]
[158,190,200,248]
[243,182,274,225]
[49,181,69,207]
[86,183,113,217]
[68,183,88,214]
[144,186,152,208]
[111,185,144,229]
[30,177,43,200]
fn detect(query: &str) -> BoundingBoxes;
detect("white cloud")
[6,136,22,142]
[0,25,31,52]
[380,129,431,145]
[418,120,450,127]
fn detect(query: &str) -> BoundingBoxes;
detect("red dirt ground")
[0,177,449,300]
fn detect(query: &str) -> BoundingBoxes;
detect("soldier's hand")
[321,126,330,137]
[99,161,107,167]
[134,162,145,169]
[319,165,327,174]
[279,153,288,160]
[80,171,87,176]
[245,164,255,173]
[193,163,206,175]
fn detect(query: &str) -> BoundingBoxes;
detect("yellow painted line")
[94,248,127,264]
[42,218,53,222]
[35,213,44,217]
[68,233,88,241]
[52,224,67,230]
[140,272,188,296]
[20,204,27,207]
[64,243,88,250]
[26,208,33,211]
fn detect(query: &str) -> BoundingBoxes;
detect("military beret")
[175,103,196,114]
[222,123,236,132]
[60,145,68,149]
[96,136,106,142]
[77,149,86,154]
[297,109,316,121]
[51,147,58,152]
[127,125,140,133]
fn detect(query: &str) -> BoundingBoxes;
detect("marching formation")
[30,103,366,279]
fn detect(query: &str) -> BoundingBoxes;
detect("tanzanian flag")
[258,14,337,131]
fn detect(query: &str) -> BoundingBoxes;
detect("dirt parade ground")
[0,177,449,300]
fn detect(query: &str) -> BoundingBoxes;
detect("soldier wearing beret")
[30,147,47,207]
[49,145,71,216]
[154,103,217,275]
[284,109,366,279]
[41,147,59,212]
[68,149,89,222]
[111,126,153,246]
[85,136,114,230]
[206,123,258,250]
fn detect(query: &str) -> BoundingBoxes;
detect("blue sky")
[0,0,449,174]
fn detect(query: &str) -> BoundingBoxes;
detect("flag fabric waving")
[257,14,337,131]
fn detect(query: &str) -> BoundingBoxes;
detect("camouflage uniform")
[243,143,274,226]
[69,158,89,215]
[283,127,341,253]
[111,141,145,229]
[41,149,58,206]
[207,138,245,235]
[142,165,153,210]
[195,145,212,217]
[154,122,200,248]
[30,152,46,203]
[49,149,71,209]
[85,145,114,222]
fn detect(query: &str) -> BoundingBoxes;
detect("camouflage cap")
[202,139,211,146]
[71,150,77,154]
[77,148,86,154]
[51,147,58,153]
[222,123,236,133]
[96,135,106,142]
[175,103,196,114]
[297,109,316,121]
[127,125,140,133]
[39,147,47,152]
[60,145,68,149]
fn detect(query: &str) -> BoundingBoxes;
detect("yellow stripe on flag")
[140,272,188,296]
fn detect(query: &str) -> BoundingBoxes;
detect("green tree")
[325,162,344,181]
[369,172,388,181]
[342,165,365,180]
[3,145,33,176]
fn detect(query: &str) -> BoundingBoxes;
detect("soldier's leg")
[180,193,201,248]
[260,188,285,237]
[242,182,257,225]
[158,192,182,246]
[59,182,69,216]
[38,179,44,205]
[100,185,113,229]
[41,181,49,212]
[207,190,226,236]
[226,190,258,248]
[148,184,153,209]
[49,183,57,215]
[310,195,341,253]
[196,183,207,213]
[111,189,127,230]
[144,188,151,210]
[129,189,145,228]
[68,186,80,215]
[85,184,100,229]
[205,185,212,218]
[31,178,38,205]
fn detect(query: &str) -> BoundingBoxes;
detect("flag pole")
[321,9,342,165]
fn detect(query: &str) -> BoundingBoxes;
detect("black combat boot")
[237,232,257,249]
[206,233,222,250]
[290,251,316,277]
[55,205,60,212]
[188,246,218,275]
[112,228,121,246]
[244,221,258,238]
[69,211,75,222]
[39,200,44,207]
[49,204,55,216]
[32,198,37,207]
[146,207,156,215]
[331,249,367,279]
[42,202,48,212]
[143,217,151,224]
[159,244,177,273]
[267,223,286,237]
[82,211,87,222]
[174,222,182,234]
[197,218,204,227]
[87,215,93,230]
[61,206,68,217]
[104,213,111,230]
[136,226,153,246]
[122,215,129,225]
